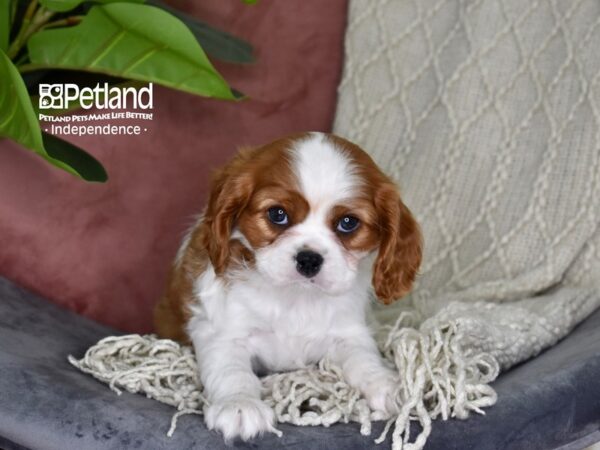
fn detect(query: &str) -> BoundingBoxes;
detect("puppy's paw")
[361,370,400,419]
[204,395,278,442]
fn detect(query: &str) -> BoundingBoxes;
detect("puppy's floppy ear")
[199,151,254,275]
[372,182,423,304]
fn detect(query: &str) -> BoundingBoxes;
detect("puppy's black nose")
[295,250,324,278]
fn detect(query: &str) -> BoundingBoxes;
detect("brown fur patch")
[154,134,308,341]
[328,200,380,252]
[325,134,423,304]
[239,187,309,248]
[153,230,208,343]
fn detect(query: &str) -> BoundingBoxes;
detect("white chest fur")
[187,265,373,372]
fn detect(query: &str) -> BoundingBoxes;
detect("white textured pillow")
[334,0,600,317]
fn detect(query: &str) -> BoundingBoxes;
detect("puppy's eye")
[337,215,360,233]
[267,206,289,226]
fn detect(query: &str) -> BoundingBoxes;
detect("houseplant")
[1,0,254,182]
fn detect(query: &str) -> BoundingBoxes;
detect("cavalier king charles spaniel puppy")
[154,132,422,441]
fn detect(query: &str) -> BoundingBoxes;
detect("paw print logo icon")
[39,84,64,109]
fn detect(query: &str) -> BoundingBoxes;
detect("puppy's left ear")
[372,183,423,304]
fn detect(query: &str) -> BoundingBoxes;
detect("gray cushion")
[0,277,598,450]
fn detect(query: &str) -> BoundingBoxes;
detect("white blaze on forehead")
[290,133,361,208]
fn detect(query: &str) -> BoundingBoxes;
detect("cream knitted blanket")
[70,1,600,449]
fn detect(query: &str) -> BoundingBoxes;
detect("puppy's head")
[199,132,422,303]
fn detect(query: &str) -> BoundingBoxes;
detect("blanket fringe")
[375,313,499,449]
[68,313,499,450]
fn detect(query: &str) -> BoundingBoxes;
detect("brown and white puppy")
[154,132,422,441]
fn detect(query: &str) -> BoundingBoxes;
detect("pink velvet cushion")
[0,0,347,333]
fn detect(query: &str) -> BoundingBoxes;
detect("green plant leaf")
[180,21,254,64]
[38,0,253,63]
[42,132,107,182]
[1,0,9,52]
[148,0,254,64]
[0,50,45,153]
[39,0,144,13]
[27,3,237,99]
[38,0,83,12]
[0,50,107,181]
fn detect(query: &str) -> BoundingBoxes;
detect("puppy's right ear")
[199,151,254,274]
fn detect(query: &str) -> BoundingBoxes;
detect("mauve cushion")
[0,0,348,333]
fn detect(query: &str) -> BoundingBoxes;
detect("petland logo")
[39,83,153,110]
[38,83,154,136]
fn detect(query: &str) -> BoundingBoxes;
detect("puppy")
[154,132,422,441]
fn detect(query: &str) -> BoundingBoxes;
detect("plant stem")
[43,16,83,29]
[7,0,38,59]
[7,0,55,60]
[23,6,56,42]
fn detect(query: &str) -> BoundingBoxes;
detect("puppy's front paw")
[361,370,400,419]
[204,395,278,442]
